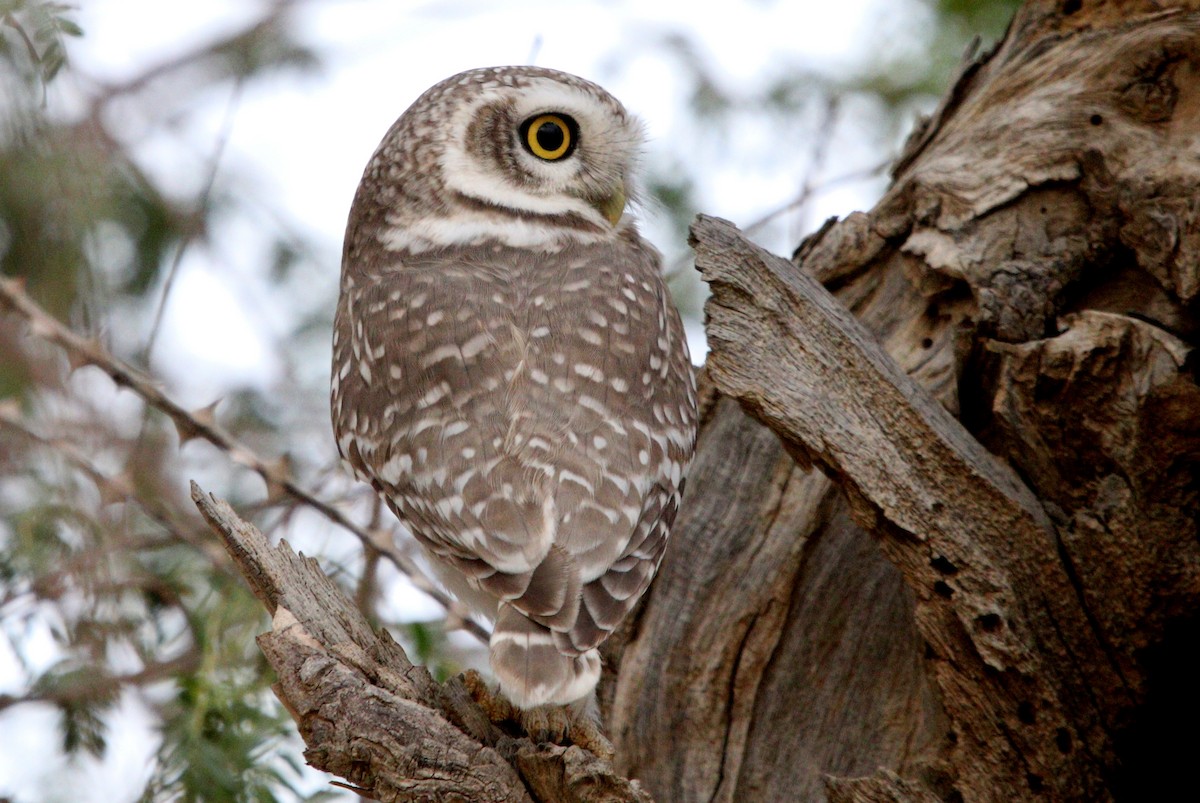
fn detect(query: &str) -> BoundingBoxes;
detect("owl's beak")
[589,184,627,227]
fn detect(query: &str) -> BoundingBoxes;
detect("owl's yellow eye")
[521,113,577,161]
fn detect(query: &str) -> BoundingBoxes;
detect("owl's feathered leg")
[461,669,615,761]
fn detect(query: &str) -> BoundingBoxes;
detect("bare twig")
[0,402,230,570]
[0,649,201,713]
[83,0,297,113]
[661,157,889,281]
[0,276,490,644]
[143,78,244,361]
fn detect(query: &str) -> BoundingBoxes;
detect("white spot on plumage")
[442,421,470,438]
[578,395,609,417]
[417,383,450,408]
[573,363,604,382]
[559,470,594,494]
[420,344,462,369]
[461,332,491,359]
[378,453,414,484]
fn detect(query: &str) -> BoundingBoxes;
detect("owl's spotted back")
[331,66,697,709]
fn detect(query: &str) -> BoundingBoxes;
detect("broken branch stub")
[691,214,1120,799]
[190,481,651,803]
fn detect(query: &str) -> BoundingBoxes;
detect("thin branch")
[83,0,297,114]
[143,78,244,362]
[742,157,889,238]
[0,403,230,570]
[661,157,889,281]
[0,276,490,645]
[1,12,41,71]
[0,649,201,713]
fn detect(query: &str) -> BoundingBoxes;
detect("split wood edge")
[190,481,651,803]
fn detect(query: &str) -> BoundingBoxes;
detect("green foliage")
[839,0,1024,112]
[0,3,335,799]
[402,620,462,683]
[145,579,297,802]
[0,0,84,93]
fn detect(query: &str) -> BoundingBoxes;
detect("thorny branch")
[0,650,202,714]
[0,401,231,570]
[0,275,490,644]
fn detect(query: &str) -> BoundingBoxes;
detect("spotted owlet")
[331,66,697,711]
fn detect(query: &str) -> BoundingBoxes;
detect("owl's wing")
[333,241,696,654]
[555,480,680,654]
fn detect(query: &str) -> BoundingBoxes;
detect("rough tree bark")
[613,2,1200,801]
[194,1,1200,800]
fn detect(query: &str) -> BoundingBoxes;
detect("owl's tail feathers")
[490,603,601,708]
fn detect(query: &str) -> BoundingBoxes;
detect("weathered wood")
[191,482,651,803]
[694,212,1118,799]
[613,2,1200,801]
[611,386,942,802]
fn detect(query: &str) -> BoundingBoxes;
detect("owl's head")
[355,66,647,254]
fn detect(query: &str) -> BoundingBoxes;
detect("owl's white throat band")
[380,212,616,254]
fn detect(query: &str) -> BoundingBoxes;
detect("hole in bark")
[978,613,1002,632]
[1027,773,1045,793]
[1017,701,1036,724]
[1090,113,1103,126]
[1113,613,1200,799]
[930,555,958,575]
[1063,0,1082,13]
[924,642,936,659]
[946,791,964,803]
[921,337,933,349]
[933,581,954,599]
[1056,727,1073,754]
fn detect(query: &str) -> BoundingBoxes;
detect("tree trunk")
[612,2,1200,800]
[195,1,1200,800]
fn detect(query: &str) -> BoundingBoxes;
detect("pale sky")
[0,1,919,799]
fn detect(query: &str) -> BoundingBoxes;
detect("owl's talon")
[563,715,615,761]
[460,671,614,759]
[519,704,570,744]
[461,669,517,723]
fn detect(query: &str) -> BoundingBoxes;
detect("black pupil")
[536,121,565,153]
